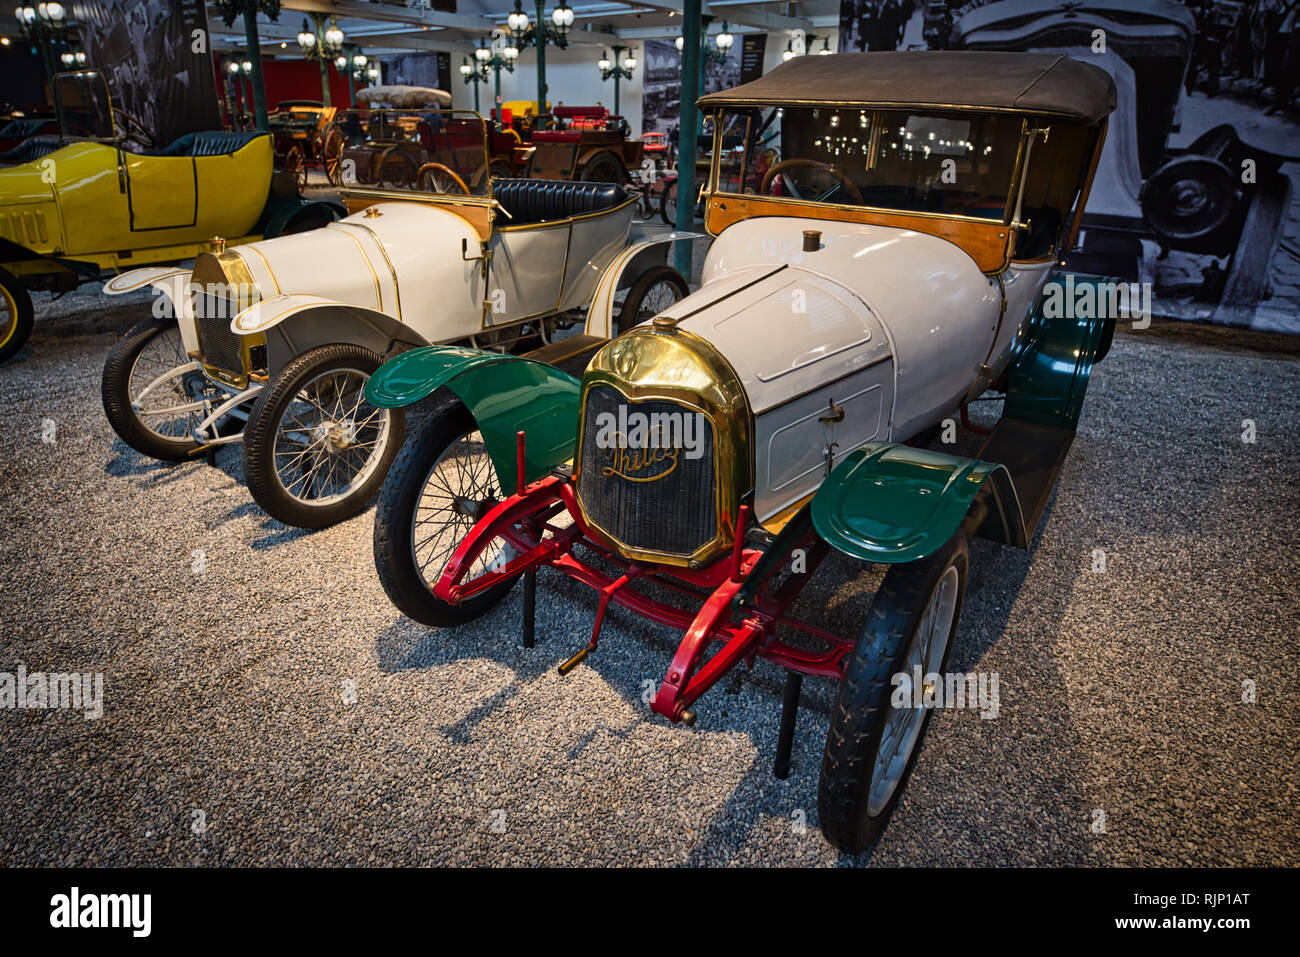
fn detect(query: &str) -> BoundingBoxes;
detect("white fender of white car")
[103,266,199,353]
[230,293,428,374]
[583,229,707,340]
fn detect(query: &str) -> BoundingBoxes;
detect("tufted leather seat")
[149,130,267,157]
[492,178,627,226]
[0,135,62,165]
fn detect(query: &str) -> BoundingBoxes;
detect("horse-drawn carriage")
[525,105,645,182]
[267,99,336,189]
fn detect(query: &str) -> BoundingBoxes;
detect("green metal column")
[494,62,502,126]
[535,0,547,113]
[313,13,331,107]
[675,0,702,275]
[242,5,269,130]
[318,56,331,108]
[612,45,622,115]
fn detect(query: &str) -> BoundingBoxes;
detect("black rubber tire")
[659,180,678,225]
[617,265,690,334]
[579,150,625,184]
[818,531,970,854]
[101,314,203,461]
[373,398,520,627]
[281,206,336,235]
[0,266,34,364]
[243,344,404,528]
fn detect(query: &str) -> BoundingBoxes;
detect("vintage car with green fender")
[363,52,1119,853]
[100,112,692,530]
[0,70,341,364]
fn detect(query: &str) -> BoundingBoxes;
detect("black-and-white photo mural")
[849,0,1300,332]
[641,36,743,138]
[78,0,219,146]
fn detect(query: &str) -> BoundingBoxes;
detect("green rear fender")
[810,444,1026,564]
[365,345,580,493]
[1005,274,1118,430]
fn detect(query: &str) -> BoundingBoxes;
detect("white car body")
[659,216,1052,521]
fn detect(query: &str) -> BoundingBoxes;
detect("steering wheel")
[113,108,154,149]
[415,161,470,196]
[760,158,863,206]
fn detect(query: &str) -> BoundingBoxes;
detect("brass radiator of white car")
[194,292,246,381]
[576,384,718,563]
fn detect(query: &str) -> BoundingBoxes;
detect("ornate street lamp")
[227,58,255,128]
[676,20,733,66]
[213,0,282,131]
[333,48,369,107]
[296,14,344,107]
[505,1,574,118]
[460,53,488,114]
[469,35,517,126]
[596,46,635,116]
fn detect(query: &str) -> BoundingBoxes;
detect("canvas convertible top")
[699,52,1116,124]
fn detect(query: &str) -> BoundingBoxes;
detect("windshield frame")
[705,105,1036,229]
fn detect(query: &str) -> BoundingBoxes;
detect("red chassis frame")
[431,435,856,725]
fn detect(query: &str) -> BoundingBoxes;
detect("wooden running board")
[522,334,608,372]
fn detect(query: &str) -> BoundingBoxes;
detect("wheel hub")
[321,421,358,451]
[452,495,494,521]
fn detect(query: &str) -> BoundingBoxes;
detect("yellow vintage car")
[0,71,342,363]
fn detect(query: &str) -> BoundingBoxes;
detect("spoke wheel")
[244,344,403,528]
[101,315,217,460]
[377,148,416,189]
[617,265,690,334]
[283,145,309,190]
[818,531,969,854]
[579,150,625,184]
[374,398,523,627]
[0,266,34,364]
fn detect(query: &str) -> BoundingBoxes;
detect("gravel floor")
[0,315,1296,867]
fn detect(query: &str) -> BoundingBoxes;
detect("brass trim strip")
[343,221,403,322]
[330,224,385,313]
[238,246,282,297]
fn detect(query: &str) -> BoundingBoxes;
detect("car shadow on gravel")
[104,446,200,487]
[365,471,1097,865]
[249,519,327,550]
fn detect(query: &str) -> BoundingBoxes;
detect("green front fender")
[810,444,1026,564]
[365,345,580,493]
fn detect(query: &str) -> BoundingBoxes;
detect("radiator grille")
[577,385,717,558]
[195,293,245,377]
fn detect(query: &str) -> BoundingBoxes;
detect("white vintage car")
[100,112,691,528]
[364,52,1119,853]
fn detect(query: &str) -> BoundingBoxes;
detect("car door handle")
[819,400,845,425]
